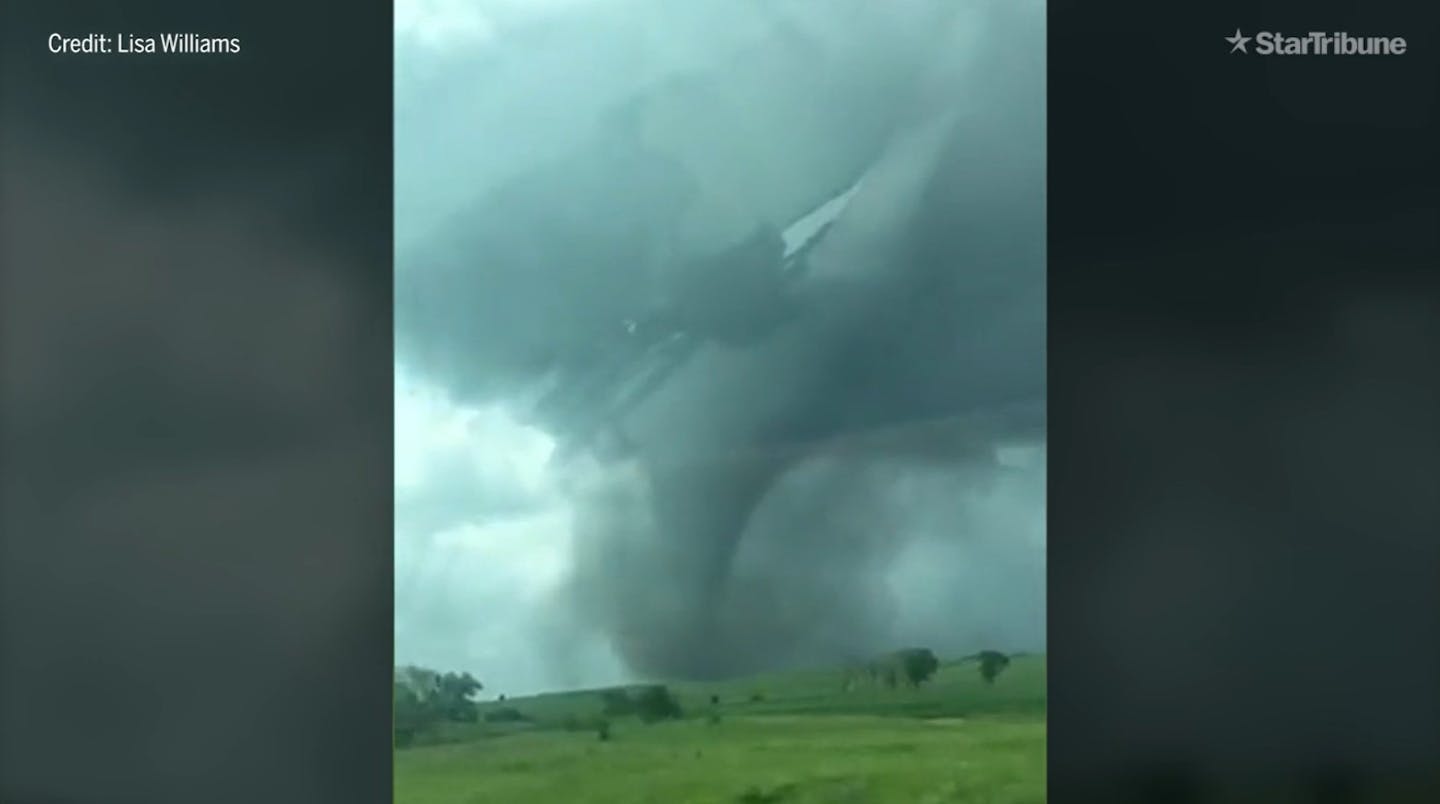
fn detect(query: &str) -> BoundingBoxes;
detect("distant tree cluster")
[840,647,1016,692]
[634,685,684,722]
[595,685,684,724]
[843,647,941,690]
[393,666,483,747]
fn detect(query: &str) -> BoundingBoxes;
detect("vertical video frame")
[393,2,1045,801]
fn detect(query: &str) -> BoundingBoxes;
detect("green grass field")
[395,655,1046,804]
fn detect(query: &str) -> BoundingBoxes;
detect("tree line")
[393,666,483,747]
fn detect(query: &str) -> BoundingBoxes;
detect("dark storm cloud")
[396,0,1045,680]
[395,0,978,399]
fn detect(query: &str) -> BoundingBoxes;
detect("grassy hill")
[395,654,1045,803]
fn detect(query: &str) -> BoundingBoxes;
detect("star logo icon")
[1225,28,1252,53]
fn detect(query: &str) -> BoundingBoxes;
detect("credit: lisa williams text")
[49,33,242,55]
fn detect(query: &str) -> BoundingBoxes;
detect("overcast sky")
[394,368,632,695]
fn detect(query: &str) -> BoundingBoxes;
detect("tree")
[633,685,684,723]
[857,648,939,690]
[396,665,439,696]
[434,671,483,722]
[393,681,433,748]
[962,650,1012,684]
[393,665,484,746]
[897,648,940,687]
